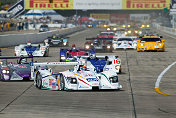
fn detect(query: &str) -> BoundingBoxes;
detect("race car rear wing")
[32,62,78,66]
[86,38,113,40]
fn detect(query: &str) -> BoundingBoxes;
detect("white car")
[15,43,49,57]
[31,56,122,91]
[113,37,137,50]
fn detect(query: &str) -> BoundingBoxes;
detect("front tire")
[59,74,65,91]
[36,72,42,89]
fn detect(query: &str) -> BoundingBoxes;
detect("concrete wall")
[0,27,84,48]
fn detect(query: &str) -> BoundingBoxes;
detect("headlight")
[15,51,19,54]
[104,25,107,27]
[135,31,138,33]
[2,70,6,73]
[125,32,127,35]
[61,56,66,60]
[122,25,126,28]
[91,43,93,46]
[0,62,3,65]
[70,78,77,84]
[128,25,131,27]
[63,42,67,45]
[107,45,111,49]
[113,28,117,31]
[140,43,143,46]
[139,31,142,34]
[115,65,120,70]
[113,43,117,47]
[159,43,162,46]
[107,28,110,31]
[128,31,131,34]
[6,71,9,74]
[85,45,90,49]
[142,25,145,28]
[147,25,150,27]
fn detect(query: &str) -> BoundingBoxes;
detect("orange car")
[137,36,165,52]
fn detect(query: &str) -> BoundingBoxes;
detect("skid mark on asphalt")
[0,84,33,113]
[125,50,137,118]
[155,61,176,96]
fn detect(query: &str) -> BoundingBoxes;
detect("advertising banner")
[8,0,25,18]
[90,14,110,20]
[122,0,171,10]
[110,14,129,23]
[25,0,73,9]
[74,0,122,10]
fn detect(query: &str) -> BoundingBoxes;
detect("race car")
[137,36,165,52]
[112,37,137,50]
[97,31,115,38]
[32,56,122,91]
[125,29,142,36]
[60,44,95,62]
[85,37,113,52]
[44,34,69,47]
[0,56,33,81]
[15,41,49,57]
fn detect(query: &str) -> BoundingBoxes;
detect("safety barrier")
[0,26,84,48]
[152,23,175,35]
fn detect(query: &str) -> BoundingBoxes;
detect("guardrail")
[152,23,175,35]
[0,27,84,48]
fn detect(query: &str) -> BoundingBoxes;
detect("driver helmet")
[71,44,76,50]
[90,54,96,59]
[80,66,87,71]
[52,35,56,38]
[21,58,27,63]
[27,41,31,46]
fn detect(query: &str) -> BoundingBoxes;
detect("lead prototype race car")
[31,56,122,91]
[15,41,49,57]
[0,56,33,81]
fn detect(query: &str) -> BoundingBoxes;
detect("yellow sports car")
[137,36,165,52]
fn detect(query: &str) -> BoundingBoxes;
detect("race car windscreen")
[118,38,133,41]
[141,38,161,42]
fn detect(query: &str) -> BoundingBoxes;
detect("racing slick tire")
[36,72,42,89]
[59,74,65,91]
[44,49,49,57]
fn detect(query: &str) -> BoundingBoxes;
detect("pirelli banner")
[24,0,170,10]
[25,0,73,9]
[122,0,170,9]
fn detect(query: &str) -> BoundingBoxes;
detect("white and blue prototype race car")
[15,42,49,57]
[112,37,137,50]
[31,56,122,91]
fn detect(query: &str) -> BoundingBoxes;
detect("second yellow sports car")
[137,36,165,52]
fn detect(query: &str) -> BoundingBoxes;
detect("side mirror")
[160,36,163,38]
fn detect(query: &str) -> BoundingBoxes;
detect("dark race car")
[60,45,95,62]
[0,56,33,81]
[97,31,115,39]
[85,37,113,52]
[45,34,69,47]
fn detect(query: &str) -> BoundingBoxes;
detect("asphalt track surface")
[0,28,176,118]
